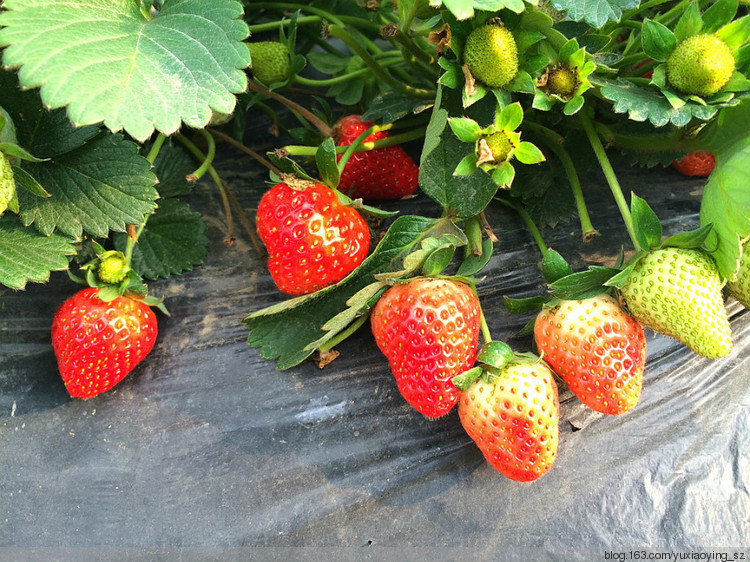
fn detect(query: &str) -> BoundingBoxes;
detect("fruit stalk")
[327,25,435,100]
[282,128,426,156]
[523,122,598,241]
[496,197,549,256]
[580,112,640,251]
[245,81,333,138]
[208,128,283,177]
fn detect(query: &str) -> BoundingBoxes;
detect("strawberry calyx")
[452,343,545,390]
[69,240,169,315]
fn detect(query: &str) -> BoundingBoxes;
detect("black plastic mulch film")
[0,138,748,557]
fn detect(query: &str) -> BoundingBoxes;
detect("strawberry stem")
[246,15,321,34]
[176,133,237,246]
[336,123,397,175]
[294,57,402,87]
[246,81,333,138]
[188,129,216,181]
[523,122,598,242]
[580,112,641,252]
[283,128,425,156]
[145,133,167,165]
[208,128,283,177]
[496,197,548,256]
[327,25,436,100]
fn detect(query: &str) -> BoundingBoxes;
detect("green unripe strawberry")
[484,131,513,162]
[247,41,291,85]
[98,253,129,284]
[464,23,518,88]
[666,34,735,97]
[727,240,750,309]
[0,152,15,215]
[621,247,732,359]
[547,65,578,98]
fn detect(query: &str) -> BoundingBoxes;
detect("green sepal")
[702,0,738,34]
[476,341,513,370]
[674,1,703,42]
[603,261,639,289]
[0,142,47,163]
[641,19,677,62]
[452,366,484,391]
[631,193,662,251]
[504,294,550,314]
[448,117,483,142]
[541,249,573,283]
[422,243,456,276]
[514,142,545,165]
[316,137,340,189]
[660,223,714,249]
[492,161,515,188]
[350,200,399,219]
[454,153,478,176]
[549,266,621,300]
[457,237,493,276]
[514,314,538,338]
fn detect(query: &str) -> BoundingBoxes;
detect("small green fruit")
[666,34,735,97]
[547,65,578,98]
[464,23,518,88]
[98,253,129,284]
[247,41,291,85]
[0,152,15,215]
[727,240,750,309]
[622,247,732,358]
[484,131,514,163]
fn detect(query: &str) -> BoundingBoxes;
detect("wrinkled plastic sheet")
[1,137,748,559]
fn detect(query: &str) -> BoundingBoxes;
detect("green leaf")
[0,213,75,289]
[641,20,677,62]
[631,193,662,251]
[149,142,195,199]
[316,138,340,188]
[541,249,573,283]
[19,134,158,238]
[361,90,432,124]
[112,198,208,280]
[0,69,100,159]
[594,76,718,127]
[549,266,620,300]
[674,1,703,42]
[550,0,639,28]
[306,52,349,74]
[449,117,483,143]
[699,103,750,279]
[457,237,493,276]
[0,0,250,142]
[514,142,546,165]
[244,215,441,369]
[11,165,50,198]
[702,0,738,34]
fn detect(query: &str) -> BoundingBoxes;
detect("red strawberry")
[672,151,715,177]
[458,361,559,482]
[333,114,419,200]
[51,287,158,399]
[370,278,481,417]
[256,182,370,295]
[534,294,646,415]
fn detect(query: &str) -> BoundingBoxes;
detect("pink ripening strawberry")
[534,294,647,415]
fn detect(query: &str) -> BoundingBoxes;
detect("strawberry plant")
[2,0,750,482]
